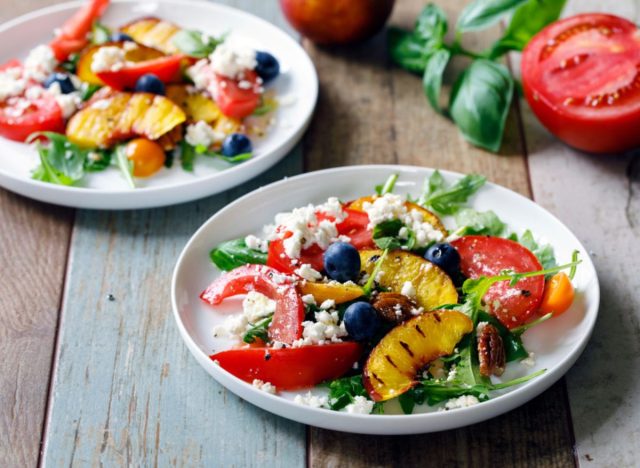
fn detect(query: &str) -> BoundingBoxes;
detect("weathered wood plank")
[0,3,75,468]
[41,1,306,466]
[305,0,575,466]
[517,1,640,465]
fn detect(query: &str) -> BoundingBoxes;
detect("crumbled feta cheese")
[184,120,223,147]
[187,59,213,91]
[252,379,276,394]
[293,391,328,408]
[400,281,416,299]
[476,321,489,335]
[521,352,536,367]
[316,197,346,222]
[23,45,57,82]
[0,67,26,101]
[301,294,316,305]
[446,364,458,382]
[24,86,43,100]
[292,310,347,347]
[444,395,479,410]
[212,313,248,339]
[319,299,335,310]
[272,341,286,349]
[345,396,374,414]
[245,234,268,253]
[295,263,323,281]
[209,41,257,79]
[90,46,126,73]
[242,291,276,323]
[47,83,82,118]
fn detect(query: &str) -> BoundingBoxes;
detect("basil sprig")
[389,0,566,152]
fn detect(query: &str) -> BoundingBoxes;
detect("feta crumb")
[301,294,316,305]
[295,263,323,281]
[210,41,257,79]
[242,291,276,323]
[187,59,213,90]
[345,396,374,414]
[185,120,223,148]
[521,352,536,367]
[272,341,286,349]
[444,395,479,410]
[446,364,458,382]
[23,45,57,82]
[319,299,335,310]
[245,234,268,253]
[476,321,489,335]
[292,310,347,347]
[90,46,126,73]
[252,379,276,394]
[400,281,416,299]
[293,391,328,408]
[0,66,26,101]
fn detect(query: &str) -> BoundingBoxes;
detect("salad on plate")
[0,0,281,188]
[200,171,581,415]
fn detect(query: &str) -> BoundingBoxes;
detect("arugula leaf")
[326,375,370,410]
[80,83,102,101]
[375,173,399,196]
[84,149,112,172]
[114,145,135,188]
[60,53,79,74]
[91,22,111,45]
[510,229,558,274]
[30,132,88,185]
[388,4,448,74]
[449,59,514,152]
[422,48,451,113]
[371,219,416,251]
[454,208,506,236]
[487,0,567,58]
[253,97,278,116]
[456,0,528,32]
[172,30,224,58]
[363,249,389,296]
[210,238,268,271]
[420,170,486,215]
[398,386,427,414]
[243,314,273,344]
[180,140,197,171]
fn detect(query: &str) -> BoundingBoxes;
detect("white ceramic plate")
[0,0,317,209]
[171,165,599,435]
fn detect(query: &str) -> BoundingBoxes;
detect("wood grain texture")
[305,1,575,466]
[516,1,640,465]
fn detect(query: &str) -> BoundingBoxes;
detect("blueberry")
[255,51,280,83]
[110,32,133,42]
[43,73,75,94]
[323,242,360,283]
[424,243,461,278]
[344,302,380,341]
[134,73,165,95]
[221,133,252,156]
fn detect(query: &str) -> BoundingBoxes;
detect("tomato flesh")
[96,54,183,90]
[522,13,640,153]
[0,91,65,142]
[451,236,544,329]
[200,264,304,344]
[335,208,374,249]
[50,0,110,61]
[214,71,261,118]
[267,236,325,274]
[211,342,363,390]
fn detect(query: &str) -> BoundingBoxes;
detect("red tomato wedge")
[214,70,261,118]
[267,236,325,274]
[200,264,304,345]
[522,13,640,154]
[451,236,544,329]
[211,342,363,390]
[0,92,65,142]
[49,0,110,61]
[335,208,374,249]
[96,54,183,90]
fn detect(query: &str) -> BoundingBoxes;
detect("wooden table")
[1,0,638,466]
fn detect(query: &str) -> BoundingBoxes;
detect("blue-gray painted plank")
[43,1,307,465]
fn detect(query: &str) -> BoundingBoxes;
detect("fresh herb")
[375,173,399,196]
[510,312,553,335]
[569,250,579,280]
[243,314,273,344]
[398,386,426,414]
[181,141,253,171]
[172,30,224,58]
[454,208,506,236]
[209,238,268,271]
[84,149,112,172]
[80,83,102,101]
[419,170,486,215]
[363,249,389,296]
[253,98,278,116]
[372,219,416,251]
[477,310,528,361]
[510,229,557,274]
[389,1,565,151]
[91,22,112,45]
[30,132,90,186]
[326,375,381,413]
[114,144,135,188]
[60,53,79,74]
[164,149,174,168]
[180,140,197,171]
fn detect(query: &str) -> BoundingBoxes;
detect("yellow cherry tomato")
[125,138,166,178]
[539,272,575,316]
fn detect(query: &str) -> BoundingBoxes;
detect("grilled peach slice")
[76,41,166,85]
[66,92,186,148]
[166,85,221,123]
[364,310,473,401]
[347,196,448,238]
[120,17,181,54]
[359,249,458,311]
[298,282,364,304]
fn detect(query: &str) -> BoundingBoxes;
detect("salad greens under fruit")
[200,171,580,414]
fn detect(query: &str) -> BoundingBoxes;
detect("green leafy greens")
[327,375,382,413]
[172,30,225,58]
[419,170,486,215]
[209,238,268,271]
[243,314,273,344]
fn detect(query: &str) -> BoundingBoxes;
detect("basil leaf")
[422,48,451,113]
[172,30,223,58]
[456,0,528,32]
[415,4,448,41]
[421,172,486,215]
[210,238,268,271]
[449,59,514,152]
[454,208,506,236]
[487,0,566,57]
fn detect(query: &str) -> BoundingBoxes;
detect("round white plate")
[171,165,599,435]
[0,0,317,209]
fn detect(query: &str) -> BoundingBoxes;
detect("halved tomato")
[0,92,64,142]
[522,13,640,154]
[451,236,544,329]
[214,70,261,118]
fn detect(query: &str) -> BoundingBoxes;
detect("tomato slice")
[451,236,544,329]
[96,54,183,90]
[200,264,304,345]
[267,235,325,275]
[210,342,363,390]
[214,70,261,118]
[336,208,374,249]
[0,92,65,142]
[522,13,640,154]
[49,0,111,61]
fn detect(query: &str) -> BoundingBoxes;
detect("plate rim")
[0,0,318,209]
[170,164,600,434]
